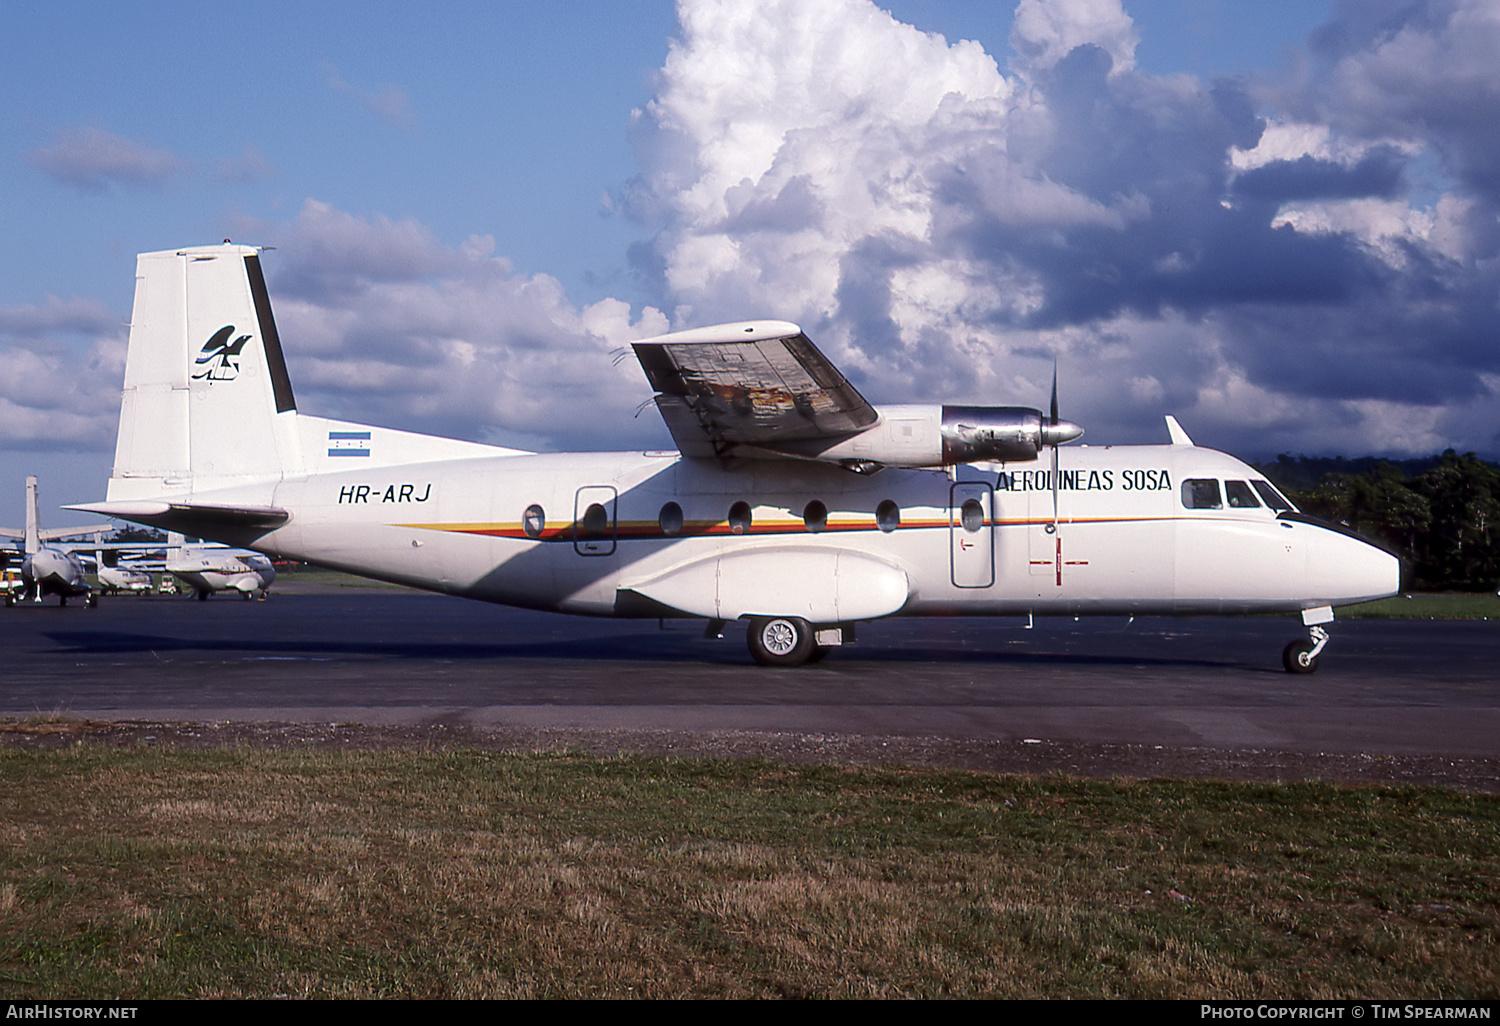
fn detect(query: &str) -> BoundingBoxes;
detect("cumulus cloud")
[0,331,126,449]
[618,0,1500,457]
[265,200,668,449]
[10,0,1500,463]
[1009,0,1139,77]
[26,126,183,192]
[0,297,126,447]
[0,297,118,338]
[1302,0,1500,204]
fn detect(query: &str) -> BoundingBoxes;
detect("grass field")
[1339,594,1500,619]
[1,746,1495,999]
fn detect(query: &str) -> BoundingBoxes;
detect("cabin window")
[803,500,828,533]
[728,501,753,535]
[876,499,901,533]
[658,502,684,536]
[579,502,610,538]
[960,497,985,532]
[1181,479,1222,509]
[522,504,545,539]
[1224,480,1261,508]
[1251,480,1294,512]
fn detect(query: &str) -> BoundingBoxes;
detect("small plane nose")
[1304,525,1402,605]
[31,549,69,582]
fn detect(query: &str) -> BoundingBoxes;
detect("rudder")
[110,244,301,500]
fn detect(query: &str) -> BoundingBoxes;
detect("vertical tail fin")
[24,476,40,555]
[109,244,300,500]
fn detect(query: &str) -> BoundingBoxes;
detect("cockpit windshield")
[1181,477,1298,513]
[1250,479,1295,512]
[1224,480,1260,508]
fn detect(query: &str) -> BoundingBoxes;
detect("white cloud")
[1009,0,1139,78]
[266,200,668,449]
[632,0,1038,390]
[1230,120,1333,171]
[1270,197,1437,269]
[26,126,183,192]
[0,335,126,448]
[617,0,1500,458]
[0,297,118,338]
[9,0,1500,465]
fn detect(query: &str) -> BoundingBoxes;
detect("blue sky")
[6,0,1498,529]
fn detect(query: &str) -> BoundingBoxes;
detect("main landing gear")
[745,617,848,667]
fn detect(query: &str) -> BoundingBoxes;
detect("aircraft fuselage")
[182,441,1397,622]
[16,548,92,605]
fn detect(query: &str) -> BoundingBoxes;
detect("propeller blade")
[1046,361,1070,530]
[1050,438,1060,528]
[1039,362,1083,447]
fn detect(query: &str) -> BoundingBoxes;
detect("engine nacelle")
[776,404,1083,471]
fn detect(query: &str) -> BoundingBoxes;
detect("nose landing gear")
[1283,624,1330,674]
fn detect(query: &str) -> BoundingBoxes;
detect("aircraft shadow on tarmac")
[39,626,1263,672]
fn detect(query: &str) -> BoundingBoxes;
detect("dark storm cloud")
[1232,147,1408,202]
[1301,0,1500,206]
[926,43,1387,329]
[903,8,1497,426]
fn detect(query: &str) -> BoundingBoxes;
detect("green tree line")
[1256,452,1500,592]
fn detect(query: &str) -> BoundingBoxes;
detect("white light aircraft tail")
[91,244,515,538]
[24,475,40,555]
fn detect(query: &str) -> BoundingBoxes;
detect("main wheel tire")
[1283,639,1319,674]
[747,616,815,667]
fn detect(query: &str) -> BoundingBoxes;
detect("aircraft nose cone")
[1040,419,1084,446]
[1308,529,1402,604]
[31,550,69,582]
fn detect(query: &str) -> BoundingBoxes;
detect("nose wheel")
[1283,625,1329,674]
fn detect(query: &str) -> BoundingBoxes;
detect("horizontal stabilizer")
[38,525,115,541]
[66,500,289,542]
[1,527,114,540]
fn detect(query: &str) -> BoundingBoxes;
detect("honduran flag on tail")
[328,431,371,457]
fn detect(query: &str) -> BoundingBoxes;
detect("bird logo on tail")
[192,324,253,381]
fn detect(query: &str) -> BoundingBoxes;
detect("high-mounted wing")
[632,321,877,460]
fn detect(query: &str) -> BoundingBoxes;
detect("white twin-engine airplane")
[3,476,112,607]
[74,244,1400,670]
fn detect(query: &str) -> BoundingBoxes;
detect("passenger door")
[949,481,994,588]
[573,486,617,556]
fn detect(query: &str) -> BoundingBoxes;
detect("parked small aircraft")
[74,244,1400,668]
[2,477,111,606]
[163,533,276,600]
[85,532,155,595]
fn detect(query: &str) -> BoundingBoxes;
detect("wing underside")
[632,324,877,460]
